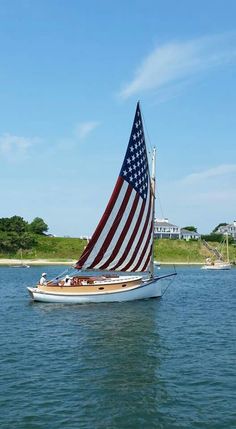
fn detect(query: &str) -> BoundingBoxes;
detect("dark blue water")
[0,265,235,429]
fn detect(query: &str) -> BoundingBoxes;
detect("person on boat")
[64,275,72,286]
[39,273,47,286]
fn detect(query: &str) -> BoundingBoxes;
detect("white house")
[154,218,180,239]
[216,221,236,240]
[180,228,201,241]
[154,218,201,240]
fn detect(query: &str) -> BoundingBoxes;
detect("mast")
[150,147,156,278]
[226,233,229,263]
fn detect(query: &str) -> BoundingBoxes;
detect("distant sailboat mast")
[226,233,229,263]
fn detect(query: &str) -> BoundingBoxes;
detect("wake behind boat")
[27,102,176,303]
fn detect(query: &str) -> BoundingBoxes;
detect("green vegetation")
[154,239,236,263]
[29,217,48,235]
[154,239,208,263]
[1,234,236,263]
[0,234,87,260]
[21,236,88,260]
[201,233,234,244]
[201,223,234,243]
[0,216,48,254]
[201,233,224,243]
[182,226,198,232]
[1,216,235,262]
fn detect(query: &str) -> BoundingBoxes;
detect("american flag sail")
[76,102,154,272]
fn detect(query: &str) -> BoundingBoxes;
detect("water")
[0,265,235,429]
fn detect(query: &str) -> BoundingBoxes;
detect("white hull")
[201,263,231,270]
[27,274,175,304]
[12,264,30,268]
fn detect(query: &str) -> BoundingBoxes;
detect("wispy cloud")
[75,121,100,140]
[158,163,236,232]
[119,33,236,99]
[181,164,236,185]
[0,133,39,161]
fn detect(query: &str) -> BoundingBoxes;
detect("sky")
[0,0,236,236]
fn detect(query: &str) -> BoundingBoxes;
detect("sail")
[76,102,154,272]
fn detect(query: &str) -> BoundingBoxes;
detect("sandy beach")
[0,259,75,266]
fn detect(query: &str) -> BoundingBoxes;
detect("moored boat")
[201,234,231,270]
[201,261,231,270]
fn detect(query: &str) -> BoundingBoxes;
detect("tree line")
[0,216,48,253]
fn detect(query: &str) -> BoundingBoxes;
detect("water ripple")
[0,266,235,428]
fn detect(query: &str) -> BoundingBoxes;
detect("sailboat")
[11,249,30,268]
[201,233,231,270]
[27,102,176,303]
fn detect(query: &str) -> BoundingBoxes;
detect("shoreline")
[0,259,75,266]
[0,258,204,266]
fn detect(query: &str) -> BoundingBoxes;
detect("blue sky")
[0,0,236,236]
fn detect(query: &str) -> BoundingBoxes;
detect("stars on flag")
[120,105,150,199]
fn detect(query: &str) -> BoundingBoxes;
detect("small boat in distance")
[12,264,30,268]
[201,234,231,270]
[11,250,30,268]
[27,102,176,303]
[201,260,231,270]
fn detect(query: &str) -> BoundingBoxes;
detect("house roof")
[181,228,200,236]
[218,223,236,229]
[154,221,179,228]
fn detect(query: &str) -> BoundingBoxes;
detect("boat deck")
[36,275,143,294]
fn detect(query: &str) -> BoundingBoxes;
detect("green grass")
[0,236,87,260]
[1,236,236,263]
[154,239,236,263]
[154,239,208,263]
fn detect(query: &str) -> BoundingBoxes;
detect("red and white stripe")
[76,176,153,272]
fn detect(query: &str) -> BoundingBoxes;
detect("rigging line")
[161,274,176,296]
[156,189,165,219]
[143,114,154,154]
[139,103,160,219]
[139,102,154,156]
[49,266,73,282]
[139,105,163,217]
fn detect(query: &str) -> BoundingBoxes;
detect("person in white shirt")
[39,273,47,286]
[64,275,72,286]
